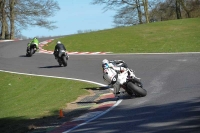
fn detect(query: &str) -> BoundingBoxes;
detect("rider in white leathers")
[102,59,141,97]
[102,59,126,96]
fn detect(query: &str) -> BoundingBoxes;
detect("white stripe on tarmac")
[0,69,122,132]
[0,69,105,86]
[62,99,122,133]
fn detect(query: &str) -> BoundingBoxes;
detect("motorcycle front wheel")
[127,82,147,97]
[30,48,34,57]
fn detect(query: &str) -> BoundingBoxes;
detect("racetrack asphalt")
[32,40,125,133]
[1,39,200,133]
[0,39,123,133]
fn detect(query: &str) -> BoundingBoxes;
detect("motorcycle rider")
[107,59,129,70]
[27,37,39,51]
[102,59,141,98]
[53,41,68,59]
[102,59,127,73]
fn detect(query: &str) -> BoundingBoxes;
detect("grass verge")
[43,18,200,53]
[0,71,99,133]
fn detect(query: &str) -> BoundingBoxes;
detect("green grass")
[43,18,200,53]
[0,71,98,133]
[0,71,96,118]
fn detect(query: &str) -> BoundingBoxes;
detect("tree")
[149,0,200,21]
[91,0,150,26]
[176,0,182,19]
[179,0,191,18]
[122,0,149,24]
[0,0,60,39]
[9,0,15,39]
[0,0,6,39]
[149,0,181,21]
[113,6,139,27]
[178,0,200,18]
[14,0,60,30]
[135,0,143,24]
[143,0,149,23]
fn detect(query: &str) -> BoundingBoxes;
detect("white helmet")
[57,41,61,44]
[102,59,109,69]
[102,59,109,64]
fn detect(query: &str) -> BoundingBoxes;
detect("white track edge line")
[0,69,122,132]
[62,99,122,133]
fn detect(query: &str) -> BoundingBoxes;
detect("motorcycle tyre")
[127,82,147,97]
[126,88,134,96]
[58,61,62,67]
[59,62,62,66]
[30,48,34,57]
[26,52,30,57]
[56,58,62,67]
[62,56,67,67]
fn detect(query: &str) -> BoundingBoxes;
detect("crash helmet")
[102,59,109,69]
[57,41,61,44]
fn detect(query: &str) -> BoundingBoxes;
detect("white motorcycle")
[104,61,147,97]
[119,68,146,97]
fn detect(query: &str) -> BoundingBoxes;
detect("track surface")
[1,39,200,133]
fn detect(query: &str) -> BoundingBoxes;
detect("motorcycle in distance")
[106,61,147,97]
[56,50,69,67]
[26,43,37,57]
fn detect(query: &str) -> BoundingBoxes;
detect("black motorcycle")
[56,50,69,67]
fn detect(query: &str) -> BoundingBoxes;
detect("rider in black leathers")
[53,41,67,59]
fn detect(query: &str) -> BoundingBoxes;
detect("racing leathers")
[53,43,67,59]
[102,61,127,96]
[109,60,128,69]
[102,59,141,97]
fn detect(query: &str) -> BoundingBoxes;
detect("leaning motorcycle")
[106,68,147,97]
[121,68,147,97]
[26,43,37,57]
[56,50,69,67]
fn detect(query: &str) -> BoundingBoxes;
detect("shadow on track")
[19,55,27,57]
[1,96,200,133]
[84,86,109,91]
[39,65,62,68]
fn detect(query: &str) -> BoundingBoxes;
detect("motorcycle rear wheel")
[127,82,147,97]
[62,56,67,67]
[26,52,30,57]
[126,88,133,96]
